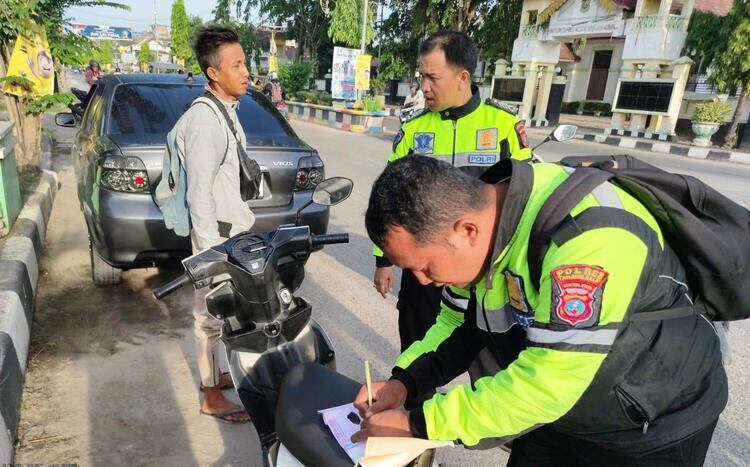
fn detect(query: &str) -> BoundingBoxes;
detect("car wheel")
[90,240,122,286]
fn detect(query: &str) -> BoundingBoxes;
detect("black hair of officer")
[418,30,478,75]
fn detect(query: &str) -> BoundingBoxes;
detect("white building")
[495,0,734,139]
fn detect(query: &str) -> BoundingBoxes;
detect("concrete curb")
[580,133,750,165]
[0,169,58,462]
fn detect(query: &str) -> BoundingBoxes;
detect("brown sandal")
[199,372,234,392]
[199,408,250,424]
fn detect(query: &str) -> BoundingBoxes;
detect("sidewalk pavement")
[0,170,59,462]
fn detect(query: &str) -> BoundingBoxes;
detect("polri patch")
[468,153,497,165]
[476,128,498,150]
[551,265,608,327]
[515,121,529,149]
[393,129,404,152]
[413,132,435,154]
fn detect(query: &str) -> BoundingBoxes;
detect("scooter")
[154,177,435,467]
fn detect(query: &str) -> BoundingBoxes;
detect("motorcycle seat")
[276,363,361,467]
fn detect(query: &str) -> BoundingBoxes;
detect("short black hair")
[193,24,240,79]
[365,156,489,248]
[419,30,478,75]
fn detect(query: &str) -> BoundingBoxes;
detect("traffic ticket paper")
[319,403,453,467]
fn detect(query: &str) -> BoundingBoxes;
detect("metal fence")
[685,76,741,97]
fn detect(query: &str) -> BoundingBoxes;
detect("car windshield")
[107,83,293,137]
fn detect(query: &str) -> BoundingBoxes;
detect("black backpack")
[528,154,750,322]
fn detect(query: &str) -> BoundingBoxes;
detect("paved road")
[15,116,750,466]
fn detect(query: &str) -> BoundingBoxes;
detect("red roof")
[613,0,733,16]
[675,0,734,16]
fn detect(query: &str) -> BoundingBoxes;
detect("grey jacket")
[170,88,255,250]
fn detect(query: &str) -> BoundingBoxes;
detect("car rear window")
[108,83,293,137]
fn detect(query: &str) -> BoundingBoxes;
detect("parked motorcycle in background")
[154,178,435,467]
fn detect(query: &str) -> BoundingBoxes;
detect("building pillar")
[610,62,638,132]
[658,57,693,136]
[657,0,674,18]
[495,59,509,78]
[681,0,695,18]
[519,63,538,123]
[533,65,555,126]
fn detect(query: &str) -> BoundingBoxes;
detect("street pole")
[360,0,368,54]
[359,0,368,101]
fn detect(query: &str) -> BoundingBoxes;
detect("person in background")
[402,84,425,112]
[85,59,101,86]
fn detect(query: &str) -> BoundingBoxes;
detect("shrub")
[362,97,384,112]
[692,100,731,124]
[370,77,387,95]
[278,61,315,95]
[562,101,581,113]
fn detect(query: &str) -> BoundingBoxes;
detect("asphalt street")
[13,96,750,465]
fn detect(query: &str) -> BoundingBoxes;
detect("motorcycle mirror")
[312,177,354,206]
[550,124,578,142]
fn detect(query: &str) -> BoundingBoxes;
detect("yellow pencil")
[365,360,373,409]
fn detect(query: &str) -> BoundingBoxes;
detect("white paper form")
[318,402,367,463]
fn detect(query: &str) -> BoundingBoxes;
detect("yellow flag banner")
[3,21,55,98]
[355,54,371,91]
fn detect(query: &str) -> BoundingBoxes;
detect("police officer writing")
[354,156,727,466]
[373,31,531,355]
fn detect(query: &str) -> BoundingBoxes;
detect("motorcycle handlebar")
[153,274,190,300]
[310,233,349,248]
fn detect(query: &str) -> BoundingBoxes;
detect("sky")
[65,0,254,33]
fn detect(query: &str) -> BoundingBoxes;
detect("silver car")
[57,74,328,285]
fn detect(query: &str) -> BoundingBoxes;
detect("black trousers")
[397,269,443,352]
[508,419,719,467]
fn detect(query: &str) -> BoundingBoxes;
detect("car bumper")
[87,189,329,268]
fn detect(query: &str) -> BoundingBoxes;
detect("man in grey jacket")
[170,24,253,423]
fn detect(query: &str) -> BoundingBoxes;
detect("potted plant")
[576,101,584,115]
[691,100,731,147]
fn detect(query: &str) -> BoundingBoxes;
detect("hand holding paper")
[351,408,412,443]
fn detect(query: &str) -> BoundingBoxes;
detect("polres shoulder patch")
[485,98,518,115]
[551,265,608,328]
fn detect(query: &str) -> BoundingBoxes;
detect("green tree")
[239,0,330,68]
[0,0,128,173]
[138,41,154,69]
[327,0,375,49]
[95,39,114,66]
[186,14,203,73]
[710,0,750,148]
[683,11,729,77]
[211,0,262,72]
[475,0,522,78]
[170,0,191,64]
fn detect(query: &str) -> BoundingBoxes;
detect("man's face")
[418,48,468,111]
[382,225,487,289]
[208,42,249,98]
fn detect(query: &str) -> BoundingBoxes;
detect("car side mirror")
[312,177,354,206]
[551,124,577,142]
[55,112,76,128]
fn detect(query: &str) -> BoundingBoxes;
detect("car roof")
[102,73,209,86]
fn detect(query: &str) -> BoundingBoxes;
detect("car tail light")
[99,154,151,193]
[295,153,325,191]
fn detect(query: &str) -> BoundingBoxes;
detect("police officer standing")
[373,30,532,354]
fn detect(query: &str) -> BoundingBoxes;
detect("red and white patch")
[550,265,608,327]
[515,121,529,149]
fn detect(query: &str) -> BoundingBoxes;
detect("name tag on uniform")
[476,128,498,150]
[468,154,497,165]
